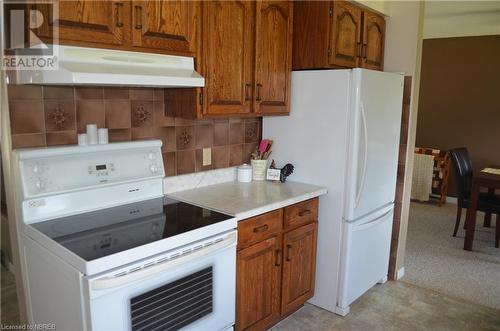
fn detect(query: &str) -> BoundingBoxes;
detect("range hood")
[11,45,204,87]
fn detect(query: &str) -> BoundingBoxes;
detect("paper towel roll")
[86,124,98,145]
[98,128,109,145]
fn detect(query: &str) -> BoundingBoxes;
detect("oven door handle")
[90,232,236,291]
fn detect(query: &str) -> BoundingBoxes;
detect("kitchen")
[2,1,495,331]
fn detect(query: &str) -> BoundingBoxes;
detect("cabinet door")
[254,1,293,115]
[202,1,254,115]
[55,1,128,45]
[360,11,385,71]
[131,1,199,54]
[329,1,362,68]
[281,222,318,315]
[236,237,281,331]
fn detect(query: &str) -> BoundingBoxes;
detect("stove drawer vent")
[130,266,213,331]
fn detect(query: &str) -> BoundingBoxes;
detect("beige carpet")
[403,202,500,310]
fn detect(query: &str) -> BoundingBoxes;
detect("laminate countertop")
[167,180,328,221]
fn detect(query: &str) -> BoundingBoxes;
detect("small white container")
[77,133,88,146]
[86,124,98,145]
[251,159,268,181]
[237,164,252,183]
[98,128,109,145]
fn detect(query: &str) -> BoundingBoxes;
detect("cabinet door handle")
[286,244,292,261]
[115,2,124,27]
[362,43,367,59]
[275,249,281,266]
[134,5,143,30]
[253,224,269,233]
[298,209,312,217]
[245,83,252,101]
[256,84,262,102]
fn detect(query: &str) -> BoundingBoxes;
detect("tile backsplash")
[7,85,262,176]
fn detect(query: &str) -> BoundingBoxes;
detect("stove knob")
[150,165,158,174]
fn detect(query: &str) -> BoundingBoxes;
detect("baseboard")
[396,267,405,280]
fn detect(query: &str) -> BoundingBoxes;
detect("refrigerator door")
[338,205,394,309]
[344,69,404,222]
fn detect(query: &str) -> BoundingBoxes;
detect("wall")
[424,1,500,39]
[7,85,262,176]
[416,35,500,196]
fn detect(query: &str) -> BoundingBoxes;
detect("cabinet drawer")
[284,198,318,230]
[238,209,283,249]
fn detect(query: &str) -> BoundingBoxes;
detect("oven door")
[84,231,236,331]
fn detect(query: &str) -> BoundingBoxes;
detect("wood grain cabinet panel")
[238,209,283,249]
[236,236,282,331]
[329,1,362,68]
[284,198,318,230]
[202,0,255,116]
[360,10,385,71]
[281,222,318,316]
[131,1,199,54]
[254,1,293,115]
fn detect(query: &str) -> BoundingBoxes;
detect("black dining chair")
[449,148,500,246]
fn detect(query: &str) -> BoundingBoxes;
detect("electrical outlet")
[202,148,212,166]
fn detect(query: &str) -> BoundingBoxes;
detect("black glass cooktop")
[31,197,232,261]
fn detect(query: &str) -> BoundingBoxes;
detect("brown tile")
[229,117,243,123]
[9,100,45,134]
[229,123,244,144]
[162,152,176,176]
[229,144,243,166]
[44,100,76,132]
[46,131,77,146]
[176,150,195,175]
[104,87,129,99]
[131,101,153,127]
[105,100,131,129]
[176,126,195,150]
[76,100,105,133]
[244,121,260,143]
[108,129,132,142]
[132,127,154,140]
[130,88,154,100]
[174,117,196,126]
[7,85,42,99]
[153,89,164,101]
[196,149,213,172]
[213,122,229,146]
[243,143,258,164]
[11,133,45,149]
[212,146,229,169]
[75,87,103,99]
[155,127,176,152]
[153,101,175,127]
[195,125,213,149]
[43,86,74,99]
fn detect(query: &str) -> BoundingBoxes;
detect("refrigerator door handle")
[355,102,369,208]
[352,209,392,231]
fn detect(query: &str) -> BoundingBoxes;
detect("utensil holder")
[251,159,267,181]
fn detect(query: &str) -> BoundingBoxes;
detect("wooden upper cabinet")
[56,1,129,46]
[254,1,293,115]
[131,1,199,54]
[329,1,362,68]
[360,10,385,71]
[202,1,254,115]
[281,222,317,316]
[236,236,282,331]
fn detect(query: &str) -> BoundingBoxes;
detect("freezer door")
[338,206,394,309]
[344,69,404,221]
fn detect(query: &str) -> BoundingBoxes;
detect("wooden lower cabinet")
[236,198,319,331]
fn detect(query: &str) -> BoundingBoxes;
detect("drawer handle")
[298,209,312,217]
[275,249,281,266]
[286,244,292,261]
[244,83,252,101]
[256,83,262,102]
[115,3,124,28]
[253,224,269,233]
[134,5,143,30]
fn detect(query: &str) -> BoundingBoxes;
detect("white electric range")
[14,140,237,331]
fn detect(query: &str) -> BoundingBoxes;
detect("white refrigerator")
[263,68,403,315]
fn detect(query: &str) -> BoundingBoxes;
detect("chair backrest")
[449,148,473,201]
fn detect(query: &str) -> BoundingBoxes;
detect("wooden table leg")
[464,181,480,251]
[483,188,495,227]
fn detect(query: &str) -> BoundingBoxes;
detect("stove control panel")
[18,141,164,198]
